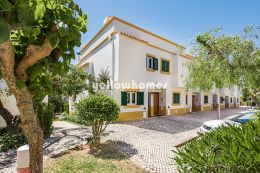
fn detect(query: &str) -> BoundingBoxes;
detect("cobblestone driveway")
[1,107,249,173]
[121,107,248,134]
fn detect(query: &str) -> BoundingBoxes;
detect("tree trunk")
[0,38,52,173]
[249,92,260,107]
[91,124,101,148]
[15,88,44,173]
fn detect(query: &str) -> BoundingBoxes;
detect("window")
[237,98,239,103]
[204,95,208,104]
[121,92,144,106]
[126,92,136,105]
[220,97,225,104]
[146,55,158,70]
[186,94,188,105]
[230,97,232,103]
[161,59,170,73]
[173,93,180,104]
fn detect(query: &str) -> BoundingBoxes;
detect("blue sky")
[72,0,260,64]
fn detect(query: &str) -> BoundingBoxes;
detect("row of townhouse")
[76,16,241,121]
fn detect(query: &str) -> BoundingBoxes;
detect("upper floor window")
[161,59,170,73]
[146,55,158,71]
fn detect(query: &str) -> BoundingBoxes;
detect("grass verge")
[44,143,146,173]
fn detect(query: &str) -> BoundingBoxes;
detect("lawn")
[44,143,146,173]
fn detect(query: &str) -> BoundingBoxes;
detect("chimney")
[103,16,112,25]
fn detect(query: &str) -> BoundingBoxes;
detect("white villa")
[77,16,241,121]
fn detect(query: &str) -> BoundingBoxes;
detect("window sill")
[172,104,181,106]
[160,71,170,75]
[124,105,141,108]
[146,68,156,72]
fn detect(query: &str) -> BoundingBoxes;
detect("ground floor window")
[186,94,188,105]
[121,91,144,106]
[173,92,180,104]
[127,92,136,105]
[204,95,208,104]
[230,97,232,103]
[220,97,225,104]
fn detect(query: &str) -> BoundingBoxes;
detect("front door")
[153,92,159,115]
[192,95,196,111]
[148,92,159,116]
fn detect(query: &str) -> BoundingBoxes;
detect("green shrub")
[174,118,260,173]
[64,114,82,125]
[34,102,54,139]
[63,102,69,114]
[76,94,120,148]
[0,133,26,152]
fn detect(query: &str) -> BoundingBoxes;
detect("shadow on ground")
[90,140,137,160]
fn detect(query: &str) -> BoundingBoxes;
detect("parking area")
[121,107,249,134]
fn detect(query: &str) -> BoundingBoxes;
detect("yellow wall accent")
[159,106,166,115]
[203,105,213,111]
[148,106,155,116]
[213,104,225,110]
[180,54,193,60]
[170,108,190,115]
[192,105,201,112]
[117,111,143,121]
[220,104,225,109]
[113,17,185,49]
[80,16,185,54]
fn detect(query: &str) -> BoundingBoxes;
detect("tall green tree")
[52,66,89,101]
[0,0,87,172]
[185,27,260,112]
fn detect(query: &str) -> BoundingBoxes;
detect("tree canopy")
[0,0,87,172]
[0,0,87,99]
[185,27,260,99]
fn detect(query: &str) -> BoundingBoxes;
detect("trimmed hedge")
[174,114,260,173]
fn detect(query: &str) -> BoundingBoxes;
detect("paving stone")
[0,107,248,173]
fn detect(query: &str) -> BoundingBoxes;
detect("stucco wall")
[0,80,20,116]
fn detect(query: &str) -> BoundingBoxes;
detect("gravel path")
[121,107,249,134]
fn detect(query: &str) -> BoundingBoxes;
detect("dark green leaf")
[48,33,60,48]
[0,19,9,43]
[0,0,11,11]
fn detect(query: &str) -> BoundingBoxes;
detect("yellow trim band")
[80,16,185,53]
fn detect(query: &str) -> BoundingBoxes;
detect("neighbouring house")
[0,80,20,128]
[76,16,241,121]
